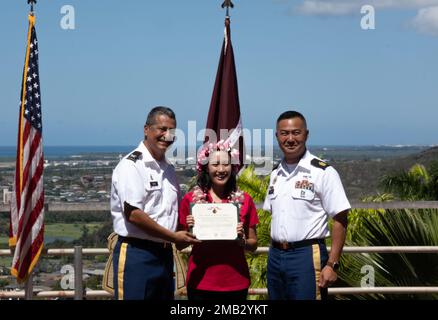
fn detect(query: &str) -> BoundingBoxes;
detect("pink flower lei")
[191,186,245,205]
[196,139,240,173]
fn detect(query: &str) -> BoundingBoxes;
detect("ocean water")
[0,145,433,161]
[307,145,432,161]
[0,146,135,160]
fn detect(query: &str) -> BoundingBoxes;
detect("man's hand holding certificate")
[191,203,239,240]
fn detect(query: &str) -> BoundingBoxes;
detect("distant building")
[83,269,104,276]
[43,159,51,168]
[3,188,12,204]
[80,175,94,187]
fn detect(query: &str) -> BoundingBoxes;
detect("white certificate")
[191,203,239,240]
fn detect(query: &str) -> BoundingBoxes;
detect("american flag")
[10,15,45,283]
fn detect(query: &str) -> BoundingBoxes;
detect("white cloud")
[294,0,438,16]
[411,6,438,35]
[279,0,438,36]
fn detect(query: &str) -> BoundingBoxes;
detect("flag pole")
[23,0,37,300]
[11,0,44,294]
[24,275,33,300]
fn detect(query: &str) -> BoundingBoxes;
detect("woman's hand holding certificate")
[191,203,239,240]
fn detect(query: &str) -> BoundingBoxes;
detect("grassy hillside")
[334,146,438,200]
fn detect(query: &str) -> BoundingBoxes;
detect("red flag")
[204,17,244,168]
[10,14,45,283]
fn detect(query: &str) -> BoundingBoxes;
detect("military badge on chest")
[268,176,277,195]
[148,174,161,190]
[292,178,315,201]
[268,185,275,195]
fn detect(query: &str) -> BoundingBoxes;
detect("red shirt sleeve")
[178,192,193,230]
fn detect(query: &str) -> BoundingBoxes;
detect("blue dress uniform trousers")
[267,239,329,300]
[113,237,174,300]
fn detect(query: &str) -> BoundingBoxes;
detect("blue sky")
[1,0,438,146]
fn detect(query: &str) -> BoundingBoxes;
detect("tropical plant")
[338,207,438,300]
[339,162,438,300]
[346,193,392,242]
[237,165,271,299]
[380,162,438,200]
[238,165,270,203]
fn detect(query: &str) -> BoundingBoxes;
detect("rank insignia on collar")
[311,158,330,170]
[127,151,142,162]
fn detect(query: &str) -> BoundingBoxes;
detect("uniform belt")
[119,236,172,250]
[271,238,325,250]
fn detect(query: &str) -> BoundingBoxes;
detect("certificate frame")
[190,203,240,241]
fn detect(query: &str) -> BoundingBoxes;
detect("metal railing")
[2,245,438,299]
[1,201,438,299]
[2,201,438,213]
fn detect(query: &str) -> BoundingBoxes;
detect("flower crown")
[196,139,240,173]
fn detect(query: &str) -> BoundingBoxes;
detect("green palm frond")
[339,208,438,300]
[246,209,271,300]
[237,165,270,203]
[186,175,198,191]
[254,209,271,247]
[246,253,268,300]
[235,165,272,299]
[361,193,395,202]
[380,163,437,200]
[346,194,393,243]
[409,164,431,182]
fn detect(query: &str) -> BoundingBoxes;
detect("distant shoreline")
[0,145,434,162]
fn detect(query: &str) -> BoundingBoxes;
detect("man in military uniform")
[263,110,350,300]
[111,106,200,300]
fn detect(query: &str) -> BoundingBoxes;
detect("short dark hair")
[145,106,176,126]
[276,110,307,127]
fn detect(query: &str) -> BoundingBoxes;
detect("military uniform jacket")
[263,150,351,242]
[110,141,180,242]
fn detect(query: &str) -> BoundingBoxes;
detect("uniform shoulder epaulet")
[311,158,330,170]
[127,151,142,163]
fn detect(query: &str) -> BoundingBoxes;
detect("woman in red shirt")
[177,140,259,300]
